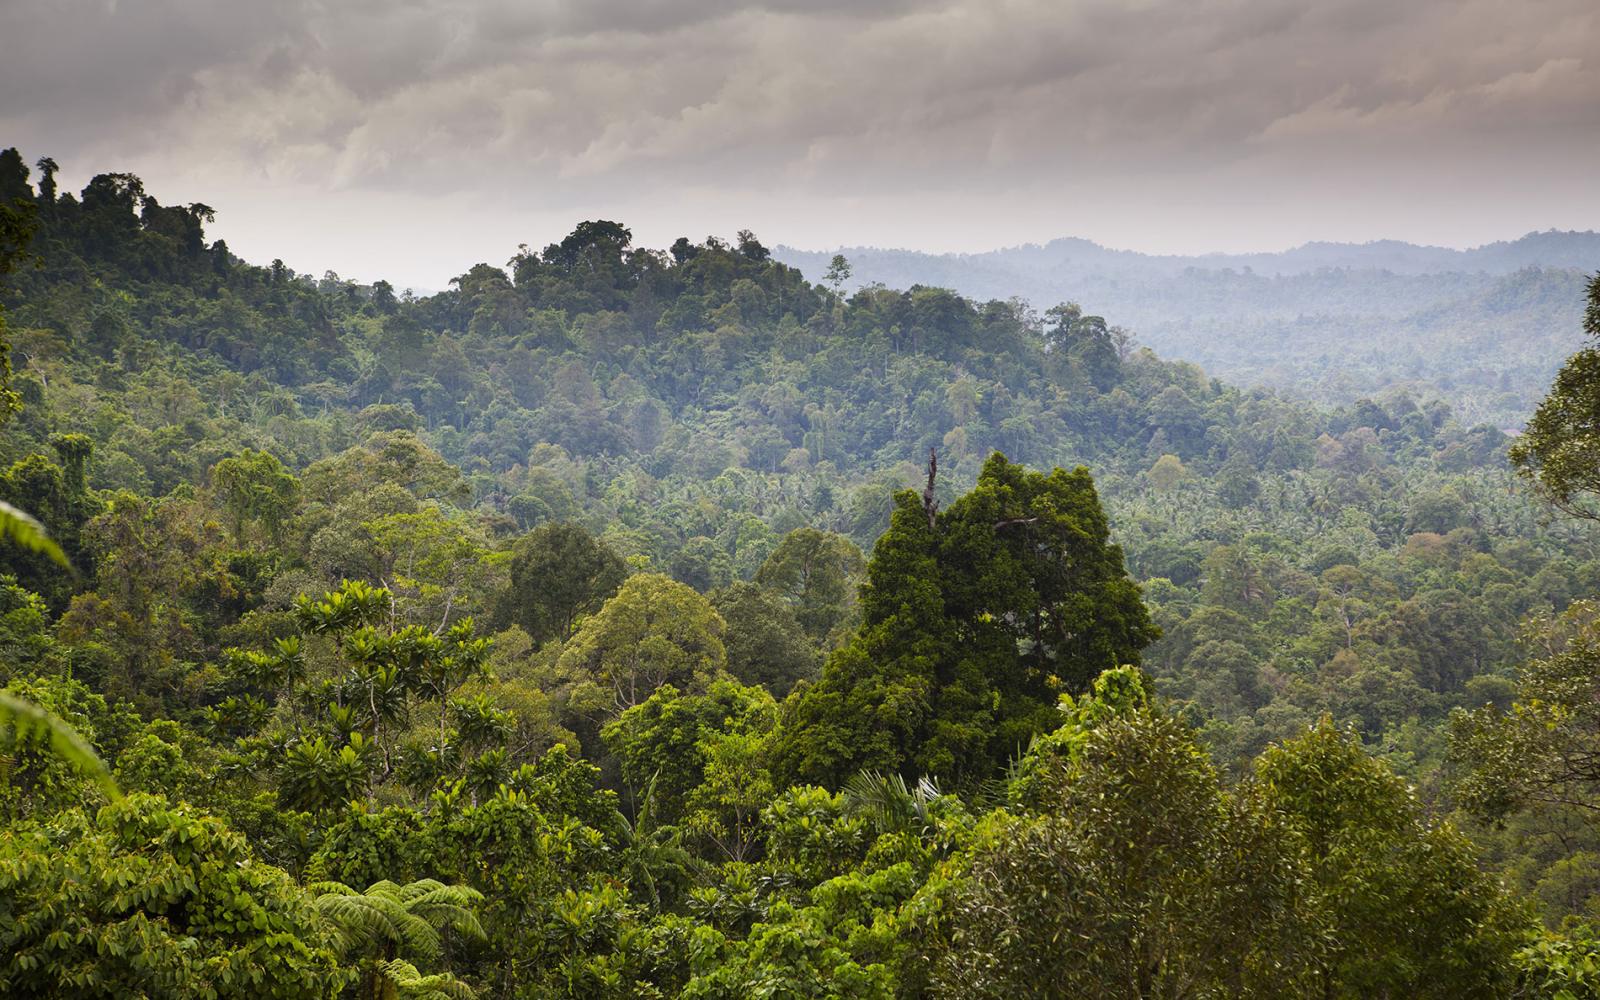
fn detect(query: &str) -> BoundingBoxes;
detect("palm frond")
[843,769,915,833]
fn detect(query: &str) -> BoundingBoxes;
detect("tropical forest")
[6,148,1600,998]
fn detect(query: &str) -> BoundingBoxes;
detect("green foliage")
[559,573,727,718]
[929,709,1316,998]
[603,680,775,835]
[1452,602,1600,822]
[755,528,864,645]
[0,793,343,997]
[774,453,1156,788]
[0,499,68,568]
[1511,275,1600,520]
[279,733,376,813]
[501,521,627,644]
[711,581,818,694]
[1516,926,1600,1000]
[0,152,1594,994]
[0,686,119,804]
[0,158,38,427]
[312,878,484,1000]
[1258,720,1527,996]
[211,448,300,543]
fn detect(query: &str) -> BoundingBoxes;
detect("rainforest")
[5,149,1600,998]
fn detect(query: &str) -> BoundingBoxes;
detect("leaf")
[0,499,70,569]
[0,691,121,800]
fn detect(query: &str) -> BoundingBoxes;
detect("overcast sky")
[3,0,1597,289]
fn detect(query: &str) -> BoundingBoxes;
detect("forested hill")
[776,233,1600,427]
[9,149,1600,994]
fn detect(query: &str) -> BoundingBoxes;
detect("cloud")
[1,0,1595,285]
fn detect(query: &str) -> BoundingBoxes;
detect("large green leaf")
[0,498,69,568]
[0,691,121,800]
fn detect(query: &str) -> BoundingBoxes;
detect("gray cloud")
[1,0,1595,287]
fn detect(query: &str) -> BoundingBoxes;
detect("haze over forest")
[780,229,1600,426]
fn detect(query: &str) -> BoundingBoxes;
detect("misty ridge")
[778,230,1600,428]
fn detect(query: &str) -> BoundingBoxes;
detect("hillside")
[6,152,1600,994]
[777,233,1600,426]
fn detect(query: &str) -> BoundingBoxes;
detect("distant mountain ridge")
[777,230,1600,282]
[774,231,1600,427]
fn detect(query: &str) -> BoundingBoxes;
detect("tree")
[930,710,1315,998]
[824,254,852,297]
[773,453,1156,788]
[1452,601,1600,822]
[602,679,777,860]
[0,795,344,997]
[755,527,864,644]
[279,734,377,813]
[34,155,58,206]
[0,164,38,427]
[934,705,1524,999]
[502,522,627,644]
[1509,274,1600,519]
[302,432,470,508]
[712,582,819,694]
[1044,302,1121,390]
[271,581,491,793]
[312,879,484,1000]
[558,573,727,716]
[1261,720,1525,997]
[736,229,770,263]
[211,448,300,543]
[1144,453,1189,491]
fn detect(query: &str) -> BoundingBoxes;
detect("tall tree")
[1509,274,1600,519]
[501,522,627,644]
[773,453,1156,788]
[755,527,865,644]
[557,573,727,717]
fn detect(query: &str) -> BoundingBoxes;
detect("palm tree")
[841,769,943,837]
[312,879,485,1000]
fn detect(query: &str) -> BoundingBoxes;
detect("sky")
[2,0,1597,290]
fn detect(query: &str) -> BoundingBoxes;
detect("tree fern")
[312,879,484,1000]
[380,960,476,1000]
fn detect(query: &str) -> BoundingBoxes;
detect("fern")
[313,879,484,1000]
[381,960,476,1000]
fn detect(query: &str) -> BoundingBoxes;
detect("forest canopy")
[4,149,1600,997]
